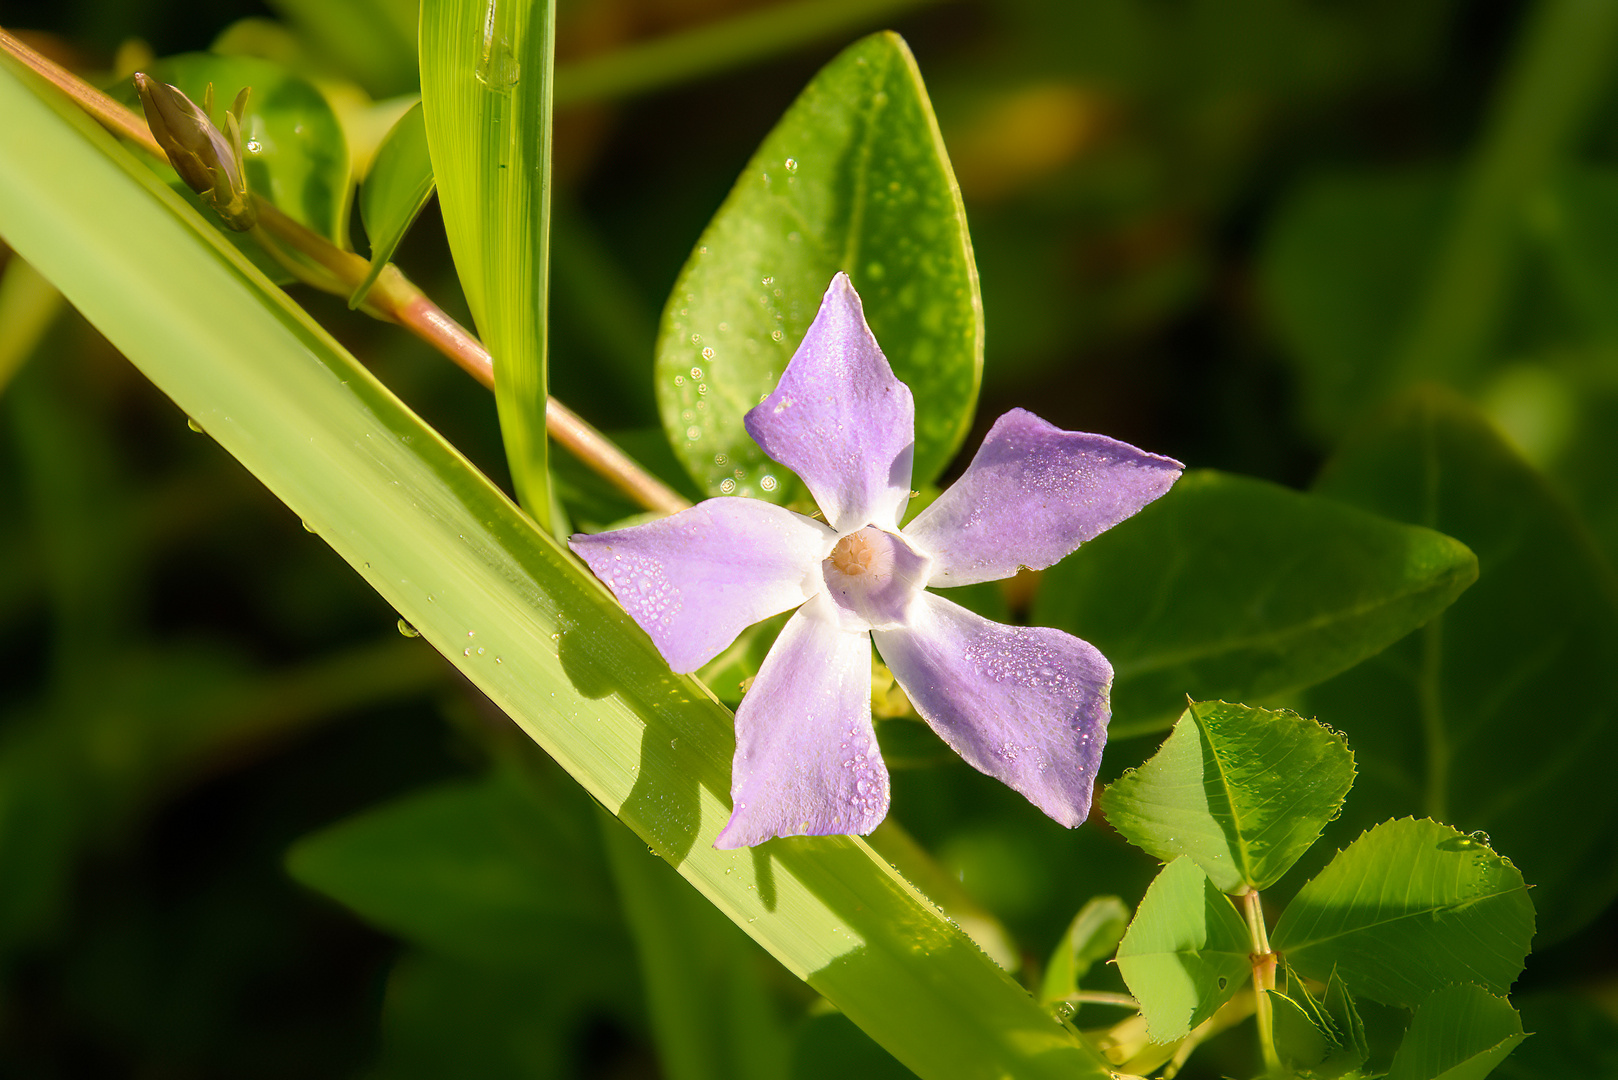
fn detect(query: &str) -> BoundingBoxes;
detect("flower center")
[821,527,931,632]
[830,530,886,576]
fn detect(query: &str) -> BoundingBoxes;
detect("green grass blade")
[0,60,1111,1080]
[0,256,63,395]
[420,0,554,524]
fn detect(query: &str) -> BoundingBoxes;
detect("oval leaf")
[1034,470,1479,737]
[1386,984,1527,1080]
[1306,388,1618,944]
[1039,895,1131,1007]
[655,31,981,502]
[351,99,435,307]
[1100,700,1356,893]
[1272,818,1535,1007]
[1114,857,1251,1043]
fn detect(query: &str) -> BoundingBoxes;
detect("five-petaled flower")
[571,274,1182,848]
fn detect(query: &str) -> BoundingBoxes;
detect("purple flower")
[571,274,1182,848]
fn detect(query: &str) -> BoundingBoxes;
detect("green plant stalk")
[0,58,1114,1080]
[1243,890,1281,1075]
[554,0,947,106]
[1397,0,1618,384]
[0,24,687,518]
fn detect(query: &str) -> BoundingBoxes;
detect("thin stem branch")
[1242,889,1281,1075]
[0,24,691,519]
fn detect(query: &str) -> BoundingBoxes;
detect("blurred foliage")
[4,0,1618,1076]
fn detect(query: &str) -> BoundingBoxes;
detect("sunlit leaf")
[1272,818,1534,1007]
[420,0,555,521]
[655,31,981,503]
[1100,700,1356,893]
[352,100,434,306]
[0,60,1113,1079]
[1306,387,1618,943]
[1034,470,1478,737]
[1385,984,1526,1080]
[1114,857,1251,1043]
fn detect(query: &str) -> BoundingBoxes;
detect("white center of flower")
[821,527,931,632]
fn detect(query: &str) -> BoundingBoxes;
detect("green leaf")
[420,0,554,521]
[1385,984,1527,1080]
[351,100,434,307]
[655,31,981,502]
[1271,818,1535,1008]
[1034,470,1479,737]
[286,770,621,970]
[1324,968,1371,1066]
[1101,700,1356,893]
[1039,895,1130,1006]
[1306,388,1618,942]
[1114,857,1251,1043]
[0,58,1112,1079]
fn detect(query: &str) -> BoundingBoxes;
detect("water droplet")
[686,425,701,441]
[697,245,708,254]
[771,329,784,342]
[674,374,685,386]
[714,453,729,466]
[245,138,262,153]
[701,346,715,360]
[762,276,774,286]
[690,334,702,346]
[718,321,730,332]
[720,478,737,494]
[760,475,778,492]
[690,366,704,379]
[784,157,798,173]
[186,417,205,433]
[697,383,708,394]
[301,520,316,533]
[397,619,420,638]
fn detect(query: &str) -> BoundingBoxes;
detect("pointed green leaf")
[1272,819,1535,1008]
[0,58,1112,1079]
[1039,895,1130,1006]
[1114,857,1251,1043]
[1268,965,1371,1079]
[351,100,435,307]
[420,0,554,520]
[1308,388,1618,943]
[1034,470,1479,737]
[1386,984,1527,1080]
[655,31,981,502]
[1101,701,1355,893]
[1325,968,1370,1066]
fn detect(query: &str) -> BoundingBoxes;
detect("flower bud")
[133,72,256,231]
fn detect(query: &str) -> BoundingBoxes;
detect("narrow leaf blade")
[420,0,553,520]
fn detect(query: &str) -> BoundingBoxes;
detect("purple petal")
[874,593,1111,827]
[904,409,1183,587]
[570,498,833,673]
[745,273,915,532]
[716,593,888,848]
